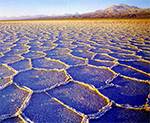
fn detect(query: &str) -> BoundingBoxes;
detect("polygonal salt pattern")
[0,20,150,122]
[13,69,70,91]
[0,84,31,121]
[48,81,110,114]
[90,106,150,123]
[23,93,84,123]
[32,57,67,69]
[8,59,32,71]
[112,64,150,81]
[1,116,26,123]
[67,65,116,88]
[99,76,150,106]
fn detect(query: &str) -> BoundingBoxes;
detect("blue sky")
[0,0,150,17]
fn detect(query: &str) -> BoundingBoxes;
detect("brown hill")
[79,4,150,18]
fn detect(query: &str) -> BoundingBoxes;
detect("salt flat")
[0,19,150,123]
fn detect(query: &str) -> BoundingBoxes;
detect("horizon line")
[0,3,150,19]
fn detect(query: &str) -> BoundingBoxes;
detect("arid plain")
[0,19,150,123]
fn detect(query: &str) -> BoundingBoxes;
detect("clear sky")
[0,0,150,17]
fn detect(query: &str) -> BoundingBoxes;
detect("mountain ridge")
[0,4,150,20]
[80,4,150,18]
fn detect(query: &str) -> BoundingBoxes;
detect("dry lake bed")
[0,19,150,123]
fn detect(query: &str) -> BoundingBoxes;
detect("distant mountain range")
[0,4,150,20]
[79,4,150,18]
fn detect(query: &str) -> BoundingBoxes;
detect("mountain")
[1,4,150,20]
[80,4,150,18]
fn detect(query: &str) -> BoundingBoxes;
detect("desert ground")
[0,19,150,123]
